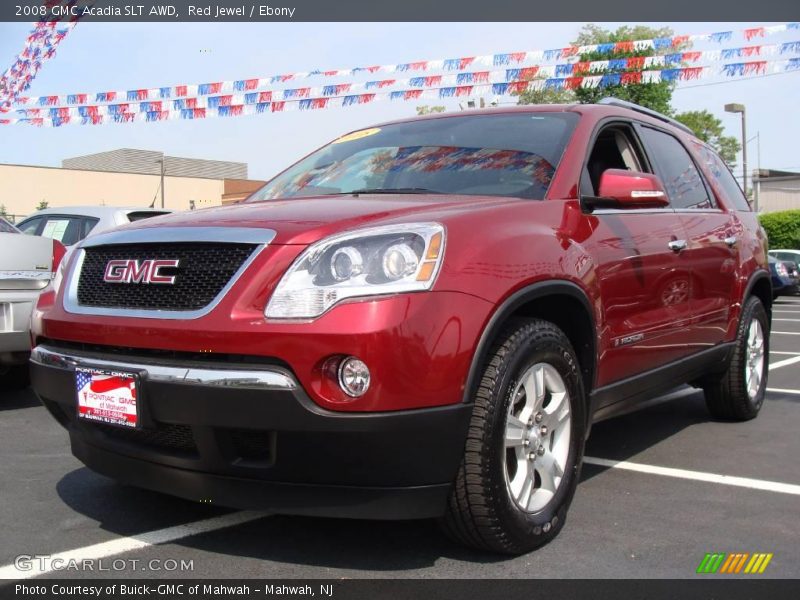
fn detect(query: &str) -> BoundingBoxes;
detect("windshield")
[248,112,579,201]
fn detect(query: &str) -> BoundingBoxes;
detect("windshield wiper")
[348,187,442,195]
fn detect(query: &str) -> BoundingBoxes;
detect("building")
[755,169,800,214]
[62,149,247,180]
[0,149,265,222]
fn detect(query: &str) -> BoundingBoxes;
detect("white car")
[1,219,65,389]
[16,206,172,247]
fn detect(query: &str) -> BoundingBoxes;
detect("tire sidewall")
[739,297,769,413]
[489,329,587,545]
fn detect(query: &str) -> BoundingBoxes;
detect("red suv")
[31,99,771,554]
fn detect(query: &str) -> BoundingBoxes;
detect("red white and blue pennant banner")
[3,58,798,128]
[11,22,799,109]
[12,40,800,110]
[0,1,84,113]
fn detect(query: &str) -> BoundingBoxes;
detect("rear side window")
[692,142,750,211]
[639,127,713,210]
[40,217,82,246]
[0,218,18,233]
[126,211,171,222]
[17,217,42,235]
[81,217,100,239]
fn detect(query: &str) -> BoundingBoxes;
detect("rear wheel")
[703,296,769,421]
[440,319,586,554]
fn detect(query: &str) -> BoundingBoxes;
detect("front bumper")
[31,345,472,519]
[0,290,38,363]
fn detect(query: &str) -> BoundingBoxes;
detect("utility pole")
[724,103,747,198]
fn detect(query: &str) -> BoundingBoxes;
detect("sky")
[0,21,798,182]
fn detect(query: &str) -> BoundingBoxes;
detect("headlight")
[266,222,445,319]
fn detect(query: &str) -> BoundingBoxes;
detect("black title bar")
[1,0,799,22]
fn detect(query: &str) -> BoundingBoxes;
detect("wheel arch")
[743,269,773,326]
[463,281,597,411]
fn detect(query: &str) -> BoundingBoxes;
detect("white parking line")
[767,387,800,396]
[583,456,800,496]
[772,331,800,335]
[770,351,800,356]
[0,510,267,580]
[768,355,800,371]
[773,318,800,322]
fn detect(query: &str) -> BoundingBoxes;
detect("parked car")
[1,225,65,389]
[768,249,800,266]
[0,217,20,234]
[17,206,172,247]
[769,256,799,298]
[31,99,772,554]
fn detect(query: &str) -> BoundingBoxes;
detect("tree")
[416,105,446,115]
[571,25,681,114]
[520,25,685,112]
[0,204,7,217]
[517,81,576,105]
[36,200,49,210]
[674,110,741,168]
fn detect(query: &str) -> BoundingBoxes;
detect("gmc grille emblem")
[103,259,180,285]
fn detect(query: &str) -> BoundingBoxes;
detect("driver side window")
[582,124,648,197]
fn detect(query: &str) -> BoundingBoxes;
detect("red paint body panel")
[35,104,768,414]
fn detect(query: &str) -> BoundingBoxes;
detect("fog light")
[338,356,370,397]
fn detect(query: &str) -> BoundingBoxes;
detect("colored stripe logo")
[696,553,773,574]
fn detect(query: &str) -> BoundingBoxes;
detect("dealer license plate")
[75,366,139,428]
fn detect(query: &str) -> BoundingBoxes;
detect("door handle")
[668,240,687,252]
[723,236,737,248]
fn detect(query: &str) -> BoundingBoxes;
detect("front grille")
[87,421,197,455]
[77,242,257,311]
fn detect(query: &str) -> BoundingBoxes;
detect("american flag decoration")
[76,368,138,427]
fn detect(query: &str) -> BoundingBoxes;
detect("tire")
[440,318,587,554]
[0,365,30,392]
[703,296,769,421]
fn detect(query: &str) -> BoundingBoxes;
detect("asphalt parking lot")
[1,296,799,580]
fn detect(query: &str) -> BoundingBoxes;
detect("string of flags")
[12,39,800,110]
[9,21,799,110]
[0,1,84,113]
[3,58,798,128]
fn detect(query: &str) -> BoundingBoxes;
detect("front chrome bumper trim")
[30,345,297,391]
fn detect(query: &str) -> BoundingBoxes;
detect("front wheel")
[440,319,586,554]
[703,296,769,421]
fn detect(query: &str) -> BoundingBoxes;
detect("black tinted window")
[249,113,579,201]
[127,211,171,222]
[640,127,712,210]
[692,141,750,211]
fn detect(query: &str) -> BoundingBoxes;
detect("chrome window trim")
[30,345,297,390]
[79,226,277,247]
[63,227,276,320]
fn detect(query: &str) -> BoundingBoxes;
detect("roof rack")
[597,97,694,136]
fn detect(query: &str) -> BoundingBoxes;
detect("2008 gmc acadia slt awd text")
[31,99,772,554]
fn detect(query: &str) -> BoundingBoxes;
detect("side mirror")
[586,169,670,210]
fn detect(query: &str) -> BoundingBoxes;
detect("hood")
[119,195,514,245]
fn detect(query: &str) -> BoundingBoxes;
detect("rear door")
[581,120,695,387]
[637,127,738,348]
